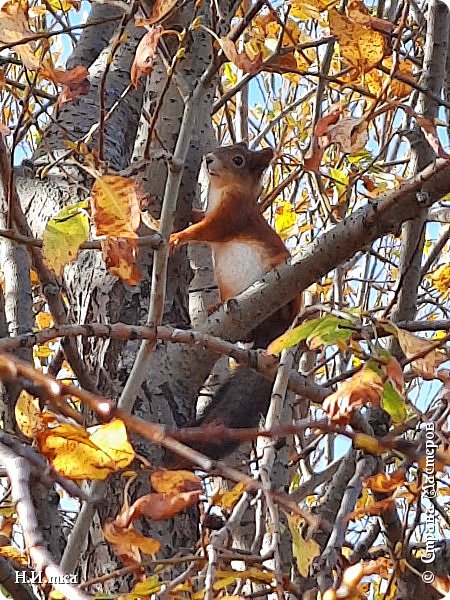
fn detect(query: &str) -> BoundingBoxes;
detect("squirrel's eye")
[232,155,244,167]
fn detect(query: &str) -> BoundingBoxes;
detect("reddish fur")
[170,144,300,324]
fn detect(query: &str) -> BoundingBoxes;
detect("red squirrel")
[170,142,297,340]
[167,143,298,461]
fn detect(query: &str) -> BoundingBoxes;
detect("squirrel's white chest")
[211,241,267,300]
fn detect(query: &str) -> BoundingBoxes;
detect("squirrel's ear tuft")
[254,147,274,171]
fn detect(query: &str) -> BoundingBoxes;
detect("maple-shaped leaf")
[130,26,163,88]
[101,237,142,286]
[323,365,384,424]
[90,174,141,238]
[42,201,90,276]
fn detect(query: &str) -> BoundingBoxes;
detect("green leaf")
[42,201,90,276]
[267,315,354,355]
[382,381,406,424]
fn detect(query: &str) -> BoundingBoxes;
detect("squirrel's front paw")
[169,232,181,253]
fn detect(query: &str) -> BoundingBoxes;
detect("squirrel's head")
[204,143,274,190]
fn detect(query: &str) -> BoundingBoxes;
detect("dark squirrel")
[170,143,298,460]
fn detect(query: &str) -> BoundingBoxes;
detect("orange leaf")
[219,37,263,75]
[323,366,384,424]
[103,519,161,561]
[329,8,385,73]
[364,469,406,493]
[150,469,201,494]
[131,26,163,88]
[129,490,201,520]
[101,237,142,285]
[41,63,88,85]
[90,175,141,238]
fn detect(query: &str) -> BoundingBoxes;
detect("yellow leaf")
[353,433,383,454]
[273,201,297,239]
[290,0,337,20]
[329,8,385,73]
[89,420,135,470]
[213,482,246,511]
[15,391,44,438]
[431,263,450,295]
[37,420,134,480]
[287,514,320,577]
[90,175,141,238]
[42,202,90,276]
[36,311,53,329]
[0,545,28,566]
[120,575,161,599]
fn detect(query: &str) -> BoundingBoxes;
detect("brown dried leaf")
[135,0,178,26]
[0,9,40,70]
[131,26,163,88]
[396,328,445,380]
[103,519,160,564]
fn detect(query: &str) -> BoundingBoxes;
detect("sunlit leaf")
[150,469,201,494]
[37,419,134,480]
[323,365,384,424]
[90,175,141,238]
[212,482,246,511]
[288,514,320,577]
[268,315,354,355]
[42,201,90,276]
[15,390,44,438]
